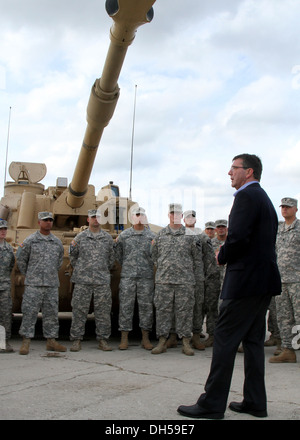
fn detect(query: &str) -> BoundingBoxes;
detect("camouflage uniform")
[0,238,15,340]
[204,235,225,334]
[185,228,219,334]
[114,226,156,332]
[17,231,64,339]
[265,297,281,343]
[151,225,200,339]
[275,218,300,349]
[69,228,115,341]
[211,237,226,285]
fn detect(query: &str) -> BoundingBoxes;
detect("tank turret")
[0,0,156,316]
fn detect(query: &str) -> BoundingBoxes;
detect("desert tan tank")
[0,0,157,316]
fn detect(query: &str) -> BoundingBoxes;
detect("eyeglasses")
[230,166,248,171]
[42,218,53,222]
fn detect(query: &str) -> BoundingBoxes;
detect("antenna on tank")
[129,84,137,200]
[4,106,12,188]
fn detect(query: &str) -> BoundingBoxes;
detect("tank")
[0,0,157,316]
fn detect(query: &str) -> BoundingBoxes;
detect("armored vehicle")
[0,0,157,316]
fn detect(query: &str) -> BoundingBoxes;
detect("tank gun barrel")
[67,0,155,208]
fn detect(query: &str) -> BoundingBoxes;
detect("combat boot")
[166,333,178,348]
[269,348,296,363]
[119,331,129,350]
[46,339,67,352]
[272,339,282,356]
[191,333,205,350]
[0,340,14,353]
[141,329,153,350]
[151,336,167,354]
[70,340,81,352]
[182,338,194,356]
[204,335,214,347]
[98,339,112,351]
[19,338,31,355]
[264,335,281,347]
[273,346,283,356]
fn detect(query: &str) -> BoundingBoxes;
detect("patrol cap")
[88,209,99,217]
[205,221,215,229]
[0,219,8,228]
[168,203,182,213]
[215,219,228,227]
[279,197,298,208]
[38,211,54,221]
[183,210,196,218]
[132,207,146,215]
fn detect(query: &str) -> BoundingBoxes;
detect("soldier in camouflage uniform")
[264,297,281,351]
[205,219,228,347]
[183,211,219,351]
[269,197,300,363]
[17,212,66,355]
[0,220,15,353]
[69,209,115,352]
[114,207,156,350]
[211,219,228,288]
[151,204,201,356]
[204,221,216,240]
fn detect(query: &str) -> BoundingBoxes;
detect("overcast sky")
[1,0,300,228]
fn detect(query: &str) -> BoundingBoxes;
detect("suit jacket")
[218,182,281,299]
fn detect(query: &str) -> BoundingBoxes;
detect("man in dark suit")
[177,154,281,419]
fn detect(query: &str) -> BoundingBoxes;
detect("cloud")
[276,141,300,181]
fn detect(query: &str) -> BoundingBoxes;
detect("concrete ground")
[0,315,299,422]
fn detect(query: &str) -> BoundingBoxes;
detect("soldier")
[264,297,281,352]
[211,220,228,286]
[69,209,115,352]
[212,219,228,252]
[183,211,219,351]
[17,212,66,355]
[114,206,156,350]
[0,220,15,353]
[204,221,216,239]
[151,203,201,356]
[203,219,228,347]
[269,197,300,363]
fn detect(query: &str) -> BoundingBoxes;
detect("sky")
[1,0,300,228]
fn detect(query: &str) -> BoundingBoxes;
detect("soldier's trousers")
[275,283,300,349]
[193,281,205,334]
[70,284,112,340]
[154,283,195,339]
[0,288,12,340]
[267,297,280,339]
[203,286,220,336]
[169,282,205,335]
[118,277,154,332]
[19,286,59,339]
